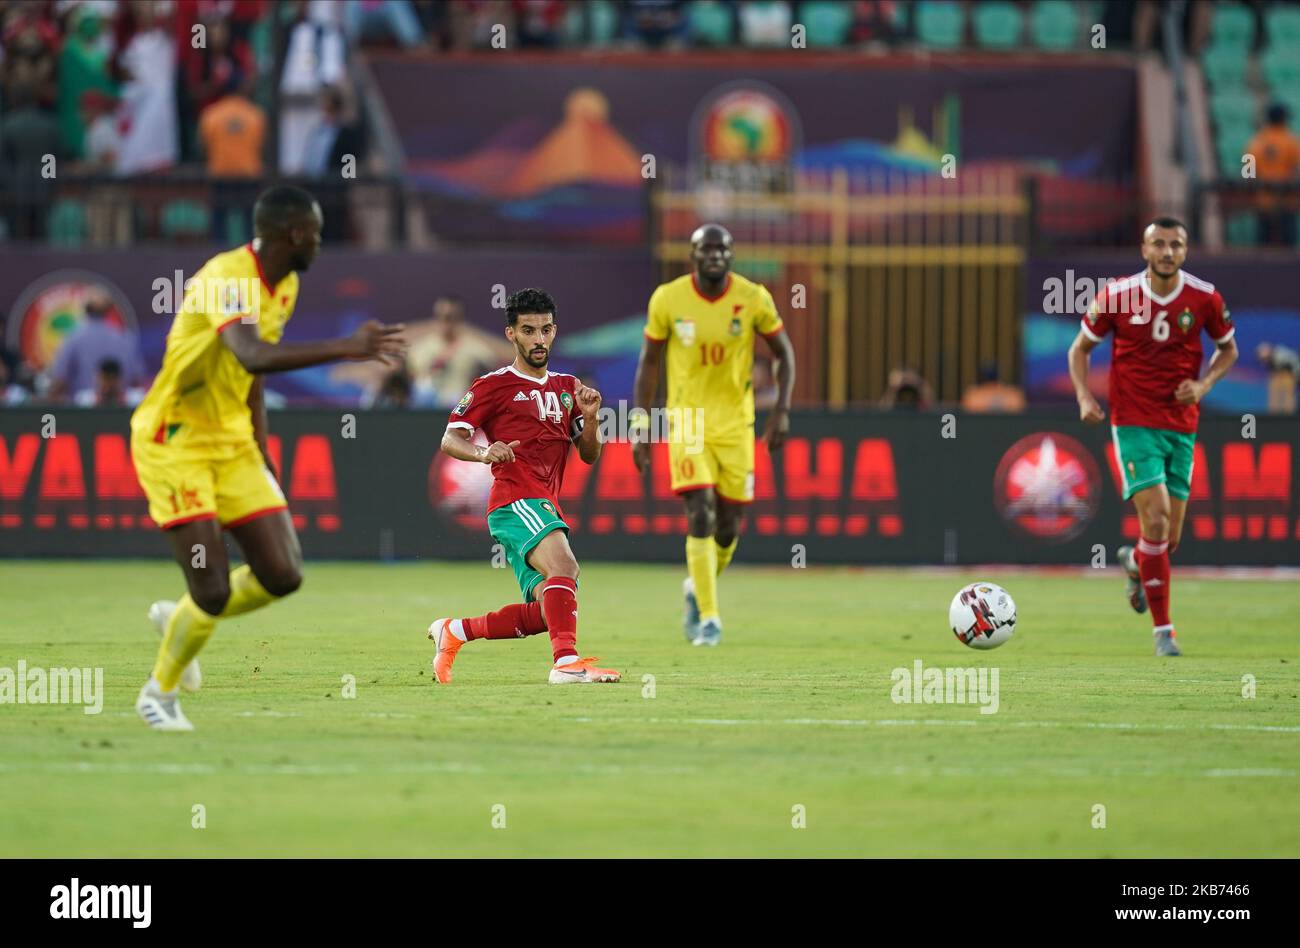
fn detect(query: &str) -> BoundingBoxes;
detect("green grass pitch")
[1,560,1297,857]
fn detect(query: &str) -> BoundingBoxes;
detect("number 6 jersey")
[1079,269,1235,433]
[446,365,584,516]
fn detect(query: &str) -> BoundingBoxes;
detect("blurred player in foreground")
[131,185,405,729]
[1068,216,1238,656]
[429,288,619,684]
[633,224,795,645]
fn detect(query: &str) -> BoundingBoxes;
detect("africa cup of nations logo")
[5,270,138,370]
[993,432,1101,543]
[690,82,801,189]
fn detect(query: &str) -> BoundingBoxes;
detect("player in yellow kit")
[632,224,795,645]
[131,185,404,730]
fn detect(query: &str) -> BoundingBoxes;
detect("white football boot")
[135,678,195,731]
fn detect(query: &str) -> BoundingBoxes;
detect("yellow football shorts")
[667,429,755,504]
[131,437,287,529]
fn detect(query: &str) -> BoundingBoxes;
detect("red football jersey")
[1080,269,1235,433]
[446,365,584,516]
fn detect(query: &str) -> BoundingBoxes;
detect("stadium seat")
[1209,88,1259,129]
[690,0,735,46]
[160,199,211,240]
[1217,129,1253,174]
[1029,0,1078,49]
[1201,44,1250,89]
[1209,3,1255,49]
[1264,6,1300,47]
[47,199,88,247]
[973,2,1023,49]
[1224,212,1258,246]
[1260,47,1300,91]
[798,1,852,47]
[585,0,620,46]
[914,1,964,49]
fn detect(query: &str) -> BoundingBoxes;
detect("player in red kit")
[428,288,620,684]
[1068,217,1238,656]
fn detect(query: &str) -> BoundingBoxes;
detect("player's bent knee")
[260,566,303,598]
[190,581,231,617]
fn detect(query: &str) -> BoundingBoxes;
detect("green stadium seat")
[973,1,1023,49]
[1209,88,1259,128]
[1030,0,1078,49]
[160,199,211,240]
[690,0,735,46]
[1264,6,1300,47]
[1201,44,1250,89]
[1224,213,1258,246]
[224,212,250,246]
[585,0,619,46]
[1261,47,1300,90]
[47,199,88,247]
[798,1,852,47]
[1217,124,1255,173]
[915,1,964,48]
[1209,3,1255,49]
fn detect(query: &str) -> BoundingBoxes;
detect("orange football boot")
[428,618,464,684]
[547,656,621,684]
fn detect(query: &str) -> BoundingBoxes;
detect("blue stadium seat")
[690,0,735,46]
[798,1,852,48]
[973,2,1023,49]
[1029,0,1078,50]
[915,1,964,49]
[47,199,88,247]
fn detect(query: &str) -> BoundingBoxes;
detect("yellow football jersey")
[131,244,298,451]
[644,272,784,442]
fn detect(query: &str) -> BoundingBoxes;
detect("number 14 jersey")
[1080,269,1235,433]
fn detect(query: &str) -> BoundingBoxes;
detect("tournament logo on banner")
[5,270,138,370]
[993,432,1101,543]
[689,81,801,190]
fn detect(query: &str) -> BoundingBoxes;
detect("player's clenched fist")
[481,439,521,464]
[575,382,602,417]
[348,320,406,364]
[1077,394,1104,424]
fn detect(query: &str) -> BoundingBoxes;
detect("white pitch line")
[539,716,1300,734]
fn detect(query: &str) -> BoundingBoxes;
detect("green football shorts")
[486,498,570,602]
[1110,425,1196,501]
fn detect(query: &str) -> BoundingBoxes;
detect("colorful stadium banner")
[2,409,1296,565]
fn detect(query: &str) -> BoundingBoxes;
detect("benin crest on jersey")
[1177,309,1194,333]
[453,391,473,415]
[674,318,696,344]
[729,317,742,336]
[560,391,573,411]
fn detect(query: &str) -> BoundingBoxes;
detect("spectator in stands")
[513,0,565,47]
[45,290,145,403]
[371,369,414,409]
[301,85,364,179]
[345,0,426,48]
[408,296,512,409]
[278,0,348,175]
[186,11,255,117]
[0,80,61,239]
[849,0,900,46]
[0,349,32,406]
[199,75,266,242]
[1,2,59,109]
[625,0,687,48]
[449,0,517,49]
[74,357,130,406]
[879,366,933,410]
[55,5,116,161]
[961,360,1026,413]
[80,90,122,171]
[1257,342,1298,415]
[112,0,178,175]
[1245,103,1300,248]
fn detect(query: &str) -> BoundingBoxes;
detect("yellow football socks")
[221,564,276,617]
[715,537,738,575]
[152,595,217,692]
[686,535,720,622]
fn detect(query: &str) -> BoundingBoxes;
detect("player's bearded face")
[1142,228,1186,278]
[510,315,555,368]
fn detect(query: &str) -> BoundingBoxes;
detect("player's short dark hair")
[1147,216,1189,238]
[506,288,556,326]
[254,185,318,236]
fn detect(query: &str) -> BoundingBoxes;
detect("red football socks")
[539,577,579,661]
[463,602,547,641]
[1137,535,1172,631]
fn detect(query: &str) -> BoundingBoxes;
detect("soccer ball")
[949,582,1017,650]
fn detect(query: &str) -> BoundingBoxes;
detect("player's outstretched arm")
[221,319,406,375]
[441,425,519,464]
[631,337,665,472]
[1068,330,1104,424]
[761,327,796,451]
